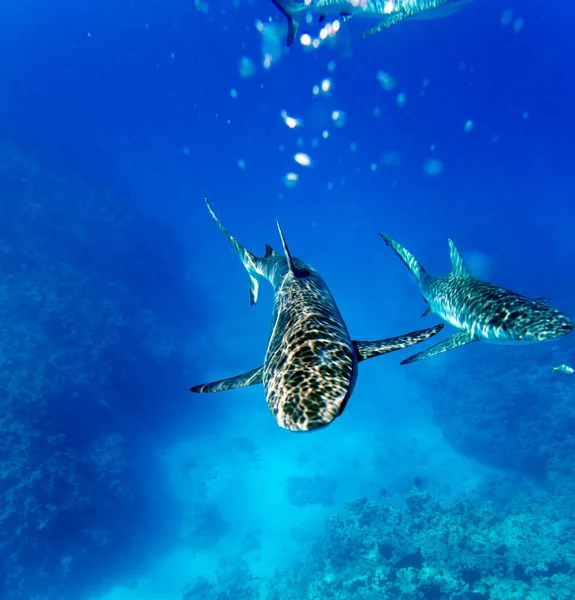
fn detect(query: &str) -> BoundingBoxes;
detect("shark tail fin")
[448,239,471,278]
[205,196,263,306]
[379,233,426,283]
[270,0,299,46]
[276,221,306,278]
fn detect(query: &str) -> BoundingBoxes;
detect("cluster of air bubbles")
[294,153,312,167]
[255,20,284,69]
[300,19,341,49]
[332,110,346,127]
[312,78,333,96]
[283,173,298,188]
[500,9,524,33]
[230,48,491,191]
[238,57,256,78]
[423,158,443,177]
[376,71,396,91]
[376,70,406,107]
[281,110,303,129]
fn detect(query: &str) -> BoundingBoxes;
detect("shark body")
[270,0,472,45]
[190,198,443,432]
[379,233,574,364]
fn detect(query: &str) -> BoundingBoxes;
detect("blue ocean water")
[1,0,575,598]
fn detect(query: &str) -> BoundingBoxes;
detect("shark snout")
[528,311,574,341]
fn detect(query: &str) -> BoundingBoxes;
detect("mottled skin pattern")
[261,254,358,431]
[192,203,357,431]
[380,233,573,364]
[357,0,470,37]
[423,275,572,343]
[190,198,444,431]
[271,0,469,45]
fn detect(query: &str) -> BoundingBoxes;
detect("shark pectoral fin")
[354,323,444,362]
[358,13,406,38]
[409,0,474,20]
[422,305,434,317]
[189,366,263,394]
[400,330,477,365]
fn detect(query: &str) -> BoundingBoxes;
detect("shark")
[190,197,444,432]
[379,232,574,365]
[270,0,472,46]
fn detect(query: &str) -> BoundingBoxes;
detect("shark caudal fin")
[379,233,427,283]
[190,365,264,393]
[205,197,264,306]
[270,0,299,46]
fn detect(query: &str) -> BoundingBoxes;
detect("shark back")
[263,229,358,431]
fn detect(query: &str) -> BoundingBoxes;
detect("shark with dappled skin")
[190,197,444,432]
[379,232,574,365]
[270,0,473,46]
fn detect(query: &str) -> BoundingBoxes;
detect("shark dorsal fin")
[264,244,278,259]
[276,221,302,277]
[448,239,470,278]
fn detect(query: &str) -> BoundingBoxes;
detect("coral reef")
[183,482,575,599]
[0,144,193,599]
[182,559,260,600]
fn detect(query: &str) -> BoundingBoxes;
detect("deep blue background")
[2,0,575,598]
[3,0,574,302]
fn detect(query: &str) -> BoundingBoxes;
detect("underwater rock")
[418,342,575,480]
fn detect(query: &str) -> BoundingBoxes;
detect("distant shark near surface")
[190,198,443,432]
[379,232,574,365]
[270,0,473,45]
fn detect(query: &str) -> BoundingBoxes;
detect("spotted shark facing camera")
[379,233,574,365]
[270,0,473,46]
[190,197,444,432]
